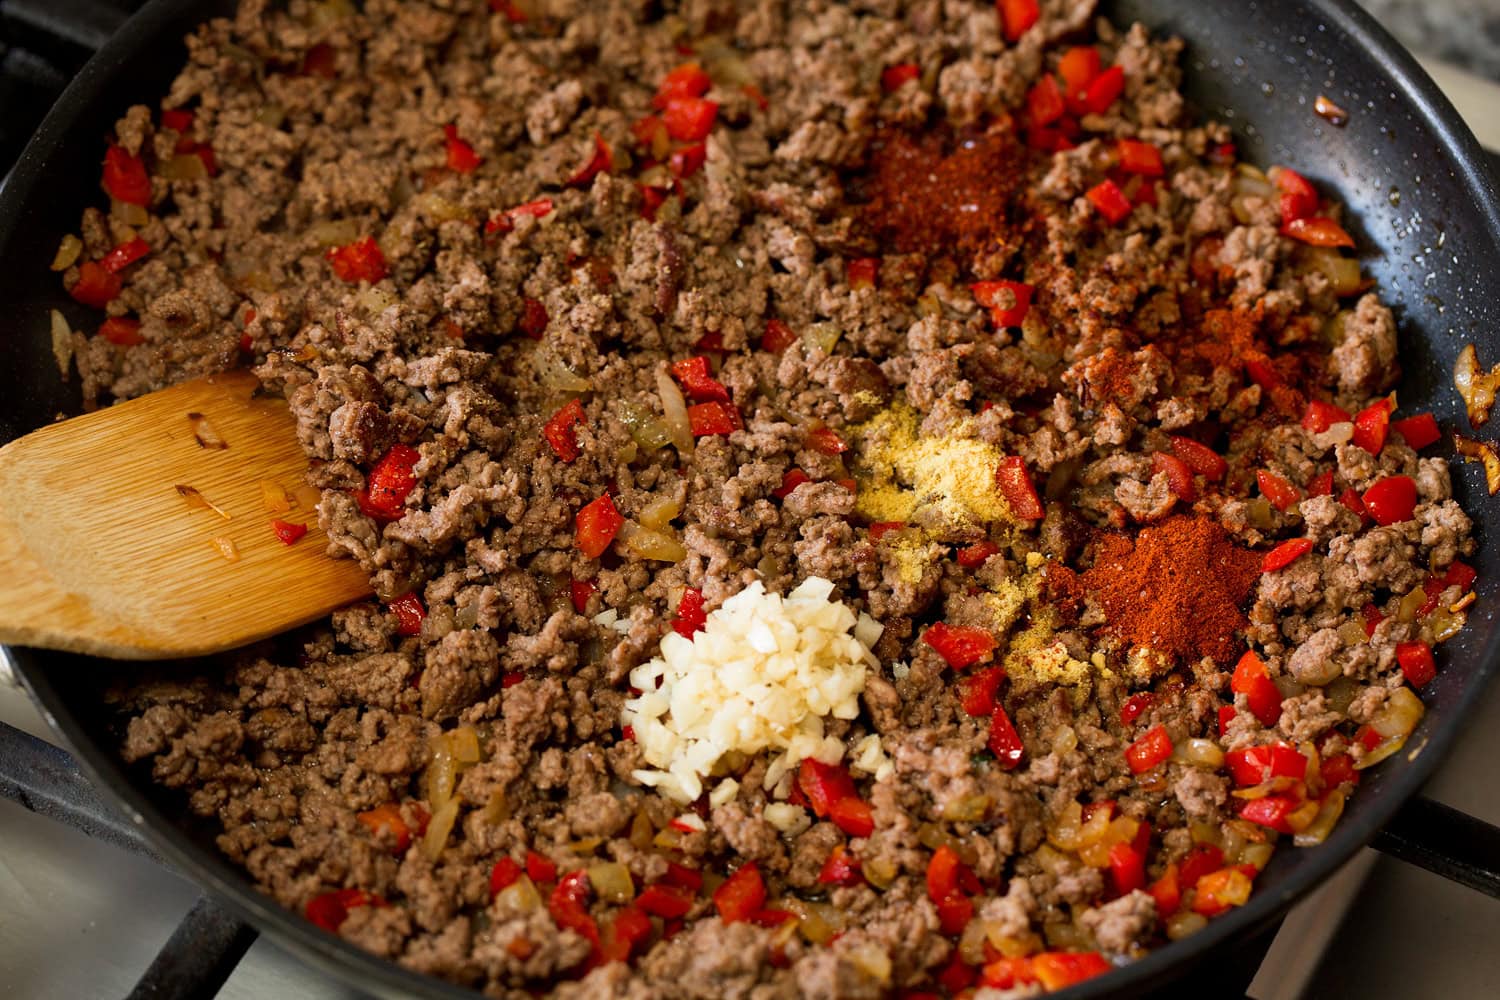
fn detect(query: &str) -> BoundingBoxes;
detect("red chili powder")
[1081,514,1261,663]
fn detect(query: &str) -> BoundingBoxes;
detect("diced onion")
[845,945,893,985]
[1429,607,1467,643]
[111,198,148,226]
[1051,725,1078,756]
[1454,343,1500,428]
[617,521,687,562]
[260,481,292,514]
[1354,735,1407,770]
[159,154,209,181]
[534,349,593,392]
[1241,842,1275,869]
[482,789,510,825]
[1370,686,1425,739]
[412,192,469,222]
[784,898,844,945]
[425,742,457,808]
[863,856,899,889]
[801,322,841,355]
[618,401,672,452]
[1453,434,1500,495]
[1307,247,1362,295]
[587,862,635,903]
[639,495,681,530]
[307,219,360,248]
[49,310,73,378]
[1396,587,1428,624]
[210,536,239,562]
[1172,738,1226,770]
[1293,789,1346,846]
[448,726,481,764]
[421,797,459,861]
[656,369,694,456]
[495,874,541,913]
[940,794,992,823]
[1166,911,1208,941]
[51,234,82,272]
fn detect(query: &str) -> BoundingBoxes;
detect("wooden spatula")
[0,369,373,659]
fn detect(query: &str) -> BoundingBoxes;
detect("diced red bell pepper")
[1081,64,1126,114]
[1302,399,1353,434]
[922,622,997,669]
[807,427,848,455]
[1117,139,1164,176]
[1031,952,1112,990]
[70,260,122,308]
[772,468,811,499]
[926,845,965,904]
[565,133,612,187]
[1396,641,1436,688]
[1224,743,1308,786]
[1307,470,1335,497]
[960,666,1006,717]
[1124,724,1173,774]
[389,592,426,636]
[847,257,879,290]
[957,541,1001,569]
[1120,692,1154,726]
[1169,436,1228,481]
[526,850,558,884]
[980,956,1037,989]
[1392,412,1441,450]
[358,444,421,522]
[1320,753,1359,789]
[940,953,980,993]
[99,316,144,346]
[989,704,1026,769]
[443,124,482,174]
[570,578,596,615]
[637,883,694,918]
[357,802,413,854]
[881,63,921,92]
[997,0,1040,41]
[1361,601,1385,638]
[306,888,383,933]
[1284,216,1356,248]
[160,107,193,133]
[100,237,151,274]
[868,521,906,540]
[1191,866,1255,916]
[636,183,669,221]
[1179,844,1225,893]
[489,857,523,897]
[575,494,624,559]
[1263,538,1314,573]
[661,97,719,142]
[1238,794,1302,834]
[1218,704,1237,736]
[1351,398,1393,455]
[1257,469,1301,512]
[1058,46,1102,100]
[818,846,863,886]
[1276,167,1320,224]
[542,398,587,463]
[502,671,525,688]
[549,870,600,946]
[762,318,798,353]
[673,587,707,638]
[1086,178,1132,224]
[971,279,1033,328]
[713,863,765,925]
[301,42,337,78]
[516,297,549,340]
[663,862,703,892]
[1231,650,1284,727]
[829,796,875,838]
[669,142,707,179]
[653,63,712,109]
[1443,560,1478,592]
[1148,863,1181,916]
[270,518,308,545]
[1243,357,1282,393]
[1339,487,1370,521]
[935,893,974,936]
[670,356,731,402]
[600,904,653,963]
[1108,841,1147,896]
[1152,451,1197,502]
[1361,475,1417,526]
[102,144,151,206]
[995,455,1044,519]
[1026,74,1066,127]
[485,197,554,235]
[688,400,740,437]
[327,236,388,283]
[797,758,858,818]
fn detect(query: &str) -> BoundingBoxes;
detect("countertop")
[1363,0,1500,81]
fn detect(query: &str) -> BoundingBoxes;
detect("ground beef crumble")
[72,0,1477,996]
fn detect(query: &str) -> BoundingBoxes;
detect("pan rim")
[4,0,1500,996]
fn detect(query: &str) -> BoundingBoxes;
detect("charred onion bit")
[712,862,765,925]
[922,622,997,669]
[1231,650,1283,727]
[327,236,388,283]
[1453,434,1500,494]
[306,888,384,933]
[575,494,624,559]
[357,444,420,522]
[995,456,1045,519]
[672,587,707,637]
[1454,343,1500,427]
[542,398,588,463]
[102,144,151,206]
[388,592,426,636]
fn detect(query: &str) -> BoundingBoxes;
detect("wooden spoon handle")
[0,371,371,659]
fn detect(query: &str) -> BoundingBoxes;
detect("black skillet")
[3,0,1499,996]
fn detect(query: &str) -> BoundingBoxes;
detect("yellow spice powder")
[851,403,1015,527]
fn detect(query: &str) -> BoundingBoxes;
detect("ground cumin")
[1081,514,1260,664]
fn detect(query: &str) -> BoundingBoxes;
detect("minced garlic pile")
[623,577,888,804]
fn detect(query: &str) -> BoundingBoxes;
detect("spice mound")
[1082,515,1260,666]
[623,577,883,803]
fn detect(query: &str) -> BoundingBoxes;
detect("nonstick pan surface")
[4,0,1499,996]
